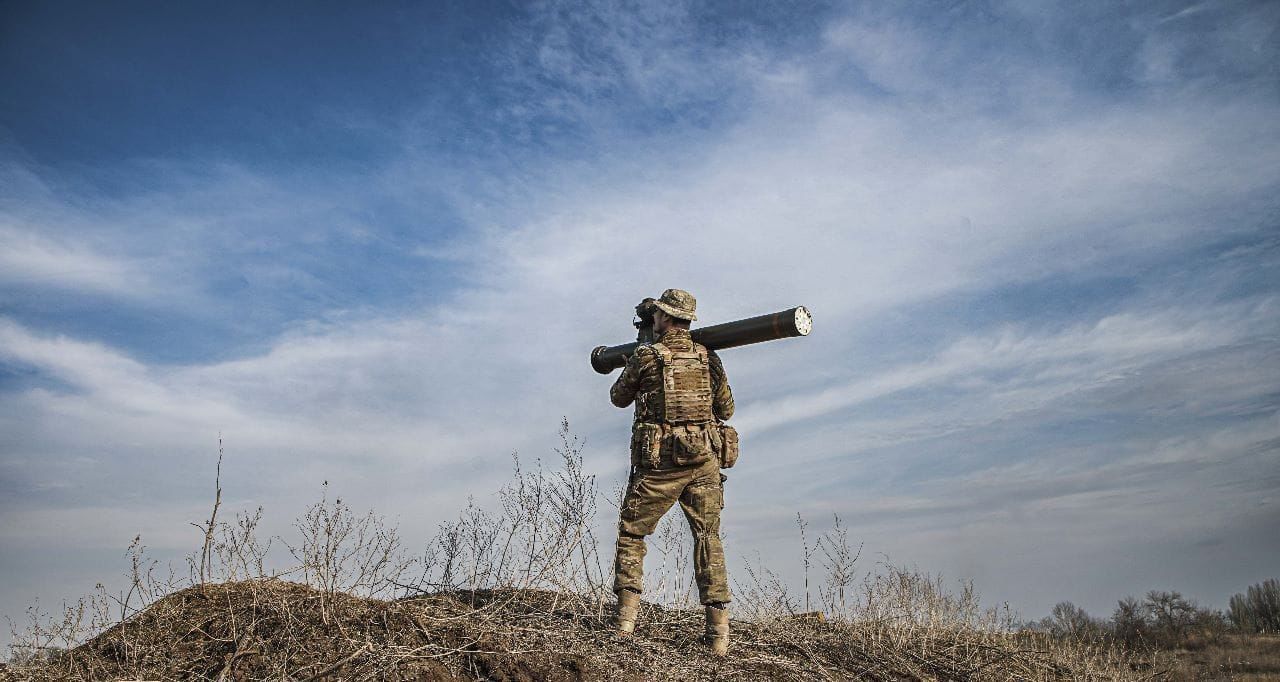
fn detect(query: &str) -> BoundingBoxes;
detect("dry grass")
[1,421,1182,680]
[3,579,1164,681]
[1152,634,1280,681]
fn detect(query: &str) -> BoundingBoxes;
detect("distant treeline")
[1228,578,1280,635]
[1032,578,1279,648]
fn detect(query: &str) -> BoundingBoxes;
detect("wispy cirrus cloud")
[742,296,1279,435]
[0,226,152,296]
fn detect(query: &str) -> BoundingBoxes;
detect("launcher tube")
[591,305,811,374]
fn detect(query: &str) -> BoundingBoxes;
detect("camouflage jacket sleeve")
[709,349,735,421]
[610,348,648,408]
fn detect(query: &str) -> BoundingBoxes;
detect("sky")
[1,0,1278,644]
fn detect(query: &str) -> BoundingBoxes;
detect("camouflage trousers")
[613,456,730,605]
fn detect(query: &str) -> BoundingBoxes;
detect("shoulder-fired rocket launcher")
[590,304,813,374]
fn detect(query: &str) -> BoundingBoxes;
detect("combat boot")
[615,589,640,636]
[704,603,729,656]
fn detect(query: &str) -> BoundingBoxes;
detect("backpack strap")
[651,342,675,390]
[694,343,709,366]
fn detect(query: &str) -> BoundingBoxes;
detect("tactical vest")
[650,342,715,425]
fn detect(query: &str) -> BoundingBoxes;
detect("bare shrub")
[6,536,185,674]
[211,506,274,582]
[816,513,862,618]
[404,419,604,602]
[734,550,797,620]
[283,481,414,622]
[6,600,87,665]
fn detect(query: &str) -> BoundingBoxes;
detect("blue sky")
[2,0,1278,641]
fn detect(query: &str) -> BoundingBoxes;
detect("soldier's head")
[652,288,696,334]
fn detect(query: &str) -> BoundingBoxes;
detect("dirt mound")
[5,581,596,681]
[3,580,1149,681]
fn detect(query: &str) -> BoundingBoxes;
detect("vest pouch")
[707,423,723,458]
[631,423,663,470]
[671,423,714,467]
[718,424,739,469]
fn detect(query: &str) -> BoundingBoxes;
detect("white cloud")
[741,298,1276,435]
[1,0,1278,637]
[0,225,151,296]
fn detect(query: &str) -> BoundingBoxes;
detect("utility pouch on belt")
[631,423,663,469]
[671,423,715,467]
[717,424,739,469]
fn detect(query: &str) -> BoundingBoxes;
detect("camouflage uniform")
[610,326,735,605]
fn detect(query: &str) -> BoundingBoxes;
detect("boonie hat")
[653,288,697,321]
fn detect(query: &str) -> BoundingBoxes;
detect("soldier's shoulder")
[630,344,661,362]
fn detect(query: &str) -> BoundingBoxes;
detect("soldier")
[609,288,735,656]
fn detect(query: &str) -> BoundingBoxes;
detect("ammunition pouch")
[716,423,739,469]
[630,422,663,470]
[671,422,716,467]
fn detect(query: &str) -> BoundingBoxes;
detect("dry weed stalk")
[190,434,224,591]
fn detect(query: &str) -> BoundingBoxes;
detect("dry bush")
[399,419,607,613]
[5,536,185,668]
[284,482,414,623]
